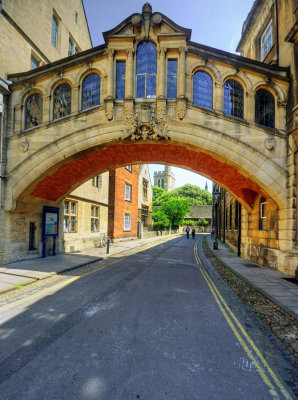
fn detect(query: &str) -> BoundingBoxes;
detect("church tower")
[154,165,175,191]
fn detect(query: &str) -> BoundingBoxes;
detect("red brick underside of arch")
[31,143,264,206]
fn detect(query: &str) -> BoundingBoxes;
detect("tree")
[152,209,170,230]
[152,185,166,206]
[161,197,190,227]
[166,184,212,205]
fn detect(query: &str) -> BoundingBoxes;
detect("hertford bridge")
[1,3,295,274]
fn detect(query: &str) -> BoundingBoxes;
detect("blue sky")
[83,0,255,191]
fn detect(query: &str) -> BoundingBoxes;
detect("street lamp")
[212,185,220,250]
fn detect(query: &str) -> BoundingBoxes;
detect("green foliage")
[199,218,209,227]
[166,184,212,205]
[161,197,190,227]
[152,209,170,230]
[152,186,166,206]
[182,219,197,227]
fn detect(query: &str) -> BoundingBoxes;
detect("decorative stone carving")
[177,97,186,120]
[104,98,114,120]
[152,12,162,24]
[19,141,29,153]
[156,98,166,119]
[132,14,142,26]
[122,103,169,141]
[124,99,134,120]
[265,137,276,151]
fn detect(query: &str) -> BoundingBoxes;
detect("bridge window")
[136,41,157,98]
[255,89,275,128]
[81,74,100,110]
[259,197,266,230]
[224,79,243,118]
[53,83,71,120]
[25,93,42,130]
[116,61,126,99]
[167,59,178,99]
[193,71,213,109]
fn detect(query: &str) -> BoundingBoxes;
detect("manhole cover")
[282,278,298,285]
[242,263,261,268]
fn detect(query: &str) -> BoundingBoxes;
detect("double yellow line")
[194,241,293,400]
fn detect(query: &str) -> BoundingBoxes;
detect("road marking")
[0,236,178,313]
[200,268,293,400]
[193,238,202,265]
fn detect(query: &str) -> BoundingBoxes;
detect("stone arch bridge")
[1,4,295,274]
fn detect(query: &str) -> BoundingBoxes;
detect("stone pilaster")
[14,104,22,133]
[158,47,166,98]
[71,85,80,114]
[178,47,186,98]
[214,82,223,113]
[246,91,254,123]
[106,48,114,99]
[126,49,134,99]
[43,95,51,124]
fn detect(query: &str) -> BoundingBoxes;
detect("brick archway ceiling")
[31,143,264,207]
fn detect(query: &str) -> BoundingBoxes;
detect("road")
[0,236,295,400]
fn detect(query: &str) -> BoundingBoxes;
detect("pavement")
[206,234,298,318]
[0,233,297,319]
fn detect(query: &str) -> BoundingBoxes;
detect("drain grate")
[282,278,298,285]
[242,263,261,268]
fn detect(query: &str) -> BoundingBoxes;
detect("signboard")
[42,206,59,237]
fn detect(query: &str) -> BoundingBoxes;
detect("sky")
[83,0,255,191]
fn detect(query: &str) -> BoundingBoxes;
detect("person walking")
[210,227,215,240]
[191,227,196,239]
[186,226,190,239]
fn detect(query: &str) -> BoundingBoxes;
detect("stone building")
[214,0,298,273]
[138,164,153,230]
[154,165,175,191]
[0,2,296,275]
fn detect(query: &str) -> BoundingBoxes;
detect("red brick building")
[108,165,139,240]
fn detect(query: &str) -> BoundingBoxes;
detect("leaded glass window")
[167,59,177,99]
[255,89,275,128]
[224,79,243,118]
[261,22,273,61]
[116,61,126,99]
[193,71,213,109]
[81,74,100,110]
[136,41,157,98]
[52,16,58,47]
[25,94,42,129]
[53,83,71,120]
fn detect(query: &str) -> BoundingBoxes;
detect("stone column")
[178,47,186,98]
[214,82,223,114]
[126,49,134,99]
[158,47,166,98]
[107,49,114,99]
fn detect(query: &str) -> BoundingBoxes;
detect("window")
[81,74,100,110]
[261,22,273,61]
[92,175,102,188]
[224,79,244,118]
[125,165,132,172]
[255,89,275,128]
[143,178,148,199]
[136,41,157,98]
[259,197,266,230]
[125,183,132,201]
[91,205,99,232]
[31,56,39,70]
[29,222,36,251]
[193,71,213,109]
[68,39,74,56]
[25,93,42,129]
[124,213,131,231]
[167,59,177,99]
[235,201,239,230]
[53,83,71,120]
[51,15,58,47]
[116,61,126,99]
[63,200,77,233]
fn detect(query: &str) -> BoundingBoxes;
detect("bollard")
[106,237,110,254]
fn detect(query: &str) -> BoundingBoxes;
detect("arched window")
[193,71,213,109]
[224,79,244,118]
[255,89,275,128]
[136,41,157,98]
[81,73,100,110]
[25,93,42,129]
[53,83,71,120]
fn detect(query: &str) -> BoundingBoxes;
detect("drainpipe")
[275,0,279,66]
[223,191,226,243]
[237,203,242,256]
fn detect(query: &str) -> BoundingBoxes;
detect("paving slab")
[206,235,298,318]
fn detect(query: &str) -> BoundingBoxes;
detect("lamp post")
[212,185,220,250]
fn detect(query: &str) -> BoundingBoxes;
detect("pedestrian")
[191,227,195,239]
[185,226,190,239]
[210,227,215,239]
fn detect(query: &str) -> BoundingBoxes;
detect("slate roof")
[185,205,212,219]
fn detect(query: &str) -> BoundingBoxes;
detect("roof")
[185,205,212,219]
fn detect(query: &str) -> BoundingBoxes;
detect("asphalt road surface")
[0,236,295,400]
